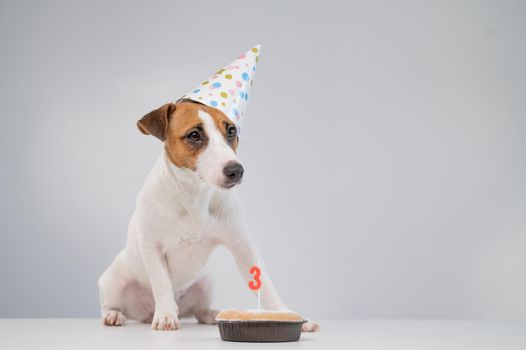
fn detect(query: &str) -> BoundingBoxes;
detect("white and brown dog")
[98,101,319,332]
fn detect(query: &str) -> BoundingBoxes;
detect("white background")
[0,0,525,319]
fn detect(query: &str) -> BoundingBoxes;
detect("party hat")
[180,45,260,130]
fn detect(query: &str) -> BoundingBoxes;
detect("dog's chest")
[172,178,228,239]
[162,195,224,289]
[162,235,217,291]
[168,206,216,240]
[142,181,224,241]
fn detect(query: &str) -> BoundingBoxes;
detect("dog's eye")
[187,131,202,142]
[227,125,237,139]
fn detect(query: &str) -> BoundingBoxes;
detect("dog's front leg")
[224,232,320,332]
[139,240,180,330]
[225,236,287,310]
[227,237,320,332]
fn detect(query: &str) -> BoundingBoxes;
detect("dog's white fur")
[98,109,318,331]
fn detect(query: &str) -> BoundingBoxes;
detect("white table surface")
[0,319,525,350]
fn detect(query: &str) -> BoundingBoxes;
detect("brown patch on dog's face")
[163,103,206,170]
[138,101,240,172]
[163,102,238,170]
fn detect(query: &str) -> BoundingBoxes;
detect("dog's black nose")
[223,161,244,184]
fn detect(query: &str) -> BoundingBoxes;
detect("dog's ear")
[137,103,177,141]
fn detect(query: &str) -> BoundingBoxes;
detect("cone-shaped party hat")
[180,45,260,130]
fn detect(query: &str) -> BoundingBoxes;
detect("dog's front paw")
[302,321,320,332]
[151,309,180,331]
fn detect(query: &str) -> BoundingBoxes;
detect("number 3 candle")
[248,264,262,309]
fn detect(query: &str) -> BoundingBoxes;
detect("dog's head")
[137,101,243,189]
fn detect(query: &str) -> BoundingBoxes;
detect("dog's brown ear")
[137,103,177,141]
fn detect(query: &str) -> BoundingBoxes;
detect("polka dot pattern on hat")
[180,45,261,131]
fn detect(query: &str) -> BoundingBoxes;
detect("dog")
[98,101,319,332]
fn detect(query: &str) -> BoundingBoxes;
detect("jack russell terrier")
[98,101,319,332]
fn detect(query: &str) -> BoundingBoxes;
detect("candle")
[248,264,262,309]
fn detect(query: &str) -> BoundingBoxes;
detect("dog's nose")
[223,161,244,183]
